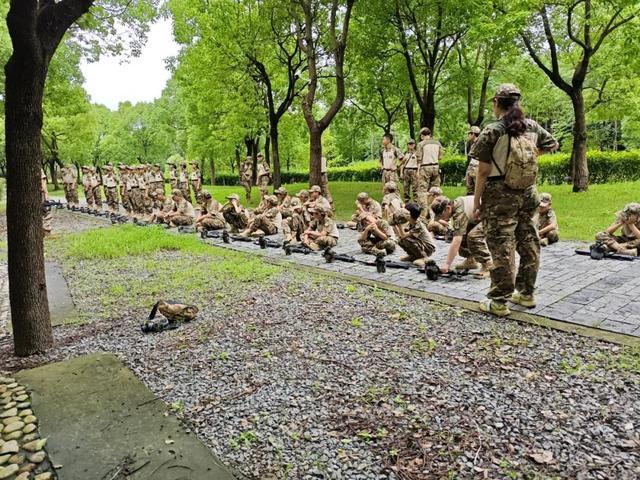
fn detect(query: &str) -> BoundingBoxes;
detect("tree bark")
[209,157,215,186]
[406,97,415,140]
[421,81,436,130]
[270,122,282,189]
[308,127,323,187]
[4,31,53,355]
[570,91,589,192]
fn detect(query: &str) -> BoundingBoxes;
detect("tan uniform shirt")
[451,196,475,236]
[61,167,76,184]
[417,138,442,166]
[380,144,403,170]
[103,173,117,188]
[176,199,195,217]
[403,152,418,169]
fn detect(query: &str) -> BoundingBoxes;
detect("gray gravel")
[0,212,639,480]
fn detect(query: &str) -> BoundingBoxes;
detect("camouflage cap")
[356,192,370,202]
[309,185,322,193]
[420,127,431,137]
[468,126,481,135]
[274,187,288,195]
[389,208,410,226]
[257,153,264,158]
[297,189,309,198]
[430,197,451,216]
[539,192,552,206]
[226,193,240,201]
[166,159,175,165]
[290,197,302,208]
[118,163,126,169]
[126,165,134,170]
[623,203,640,216]
[202,191,212,199]
[427,186,443,196]
[172,189,183,197]
[267,195,279,205]
[153,163,161,169]
[384,181,398,192]
[82,165,90,170]
[407,138,416,145]
[190,161,199,166]
[103,164,113,170]
[494,83,521,99]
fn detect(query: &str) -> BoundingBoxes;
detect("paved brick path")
[201,228,640,340]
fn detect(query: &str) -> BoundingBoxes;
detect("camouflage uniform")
[90,168,102,211]
[275,187,293,219]
[319,156,333,205]
[400,143,418,202]
[222,194,252,233]
[151,166,165,196]
[358,218,396,255]
[283,198,306,244]
[167,161,178,190]
[449,196,491,265]
[536,193,559,246]
[390,209,435,261]
[178,164,190,200]
[102,166,119,214]
[416,131,442,205]
[197,194,225,231]
[304,206,338,250]
[349,193,382,230]
[464,126,481,195]
[240,158,253,202]
[380,143,403,186]
[190,163,202,202]
[61,165,78,206]
[118,166,131,215]
[244,199,281,236]
[170,195,196,226]
[41,169,52,234]
[126,168,141,215]
[595,203,640,255]
[82,167,94,209]
[256,159,271,196]
[381,182,403,221]
[470,117,557,302]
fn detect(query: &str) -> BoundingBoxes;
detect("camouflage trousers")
[241,181,252,202]
[427,220,448,236]
[105,187,119,213]
[122,192,132,214]
[381,169,398,186]
[84,187,94,208]
[459,221,491,265]
[171,215,193,226]
[178,182,190,201]
[223,210,251,233]
[129,188,142,214]
[199,215,226,231]
[63,183,78,205]
[191,181,201,202]
[465,163,478,196]
[42,206,53,233]
[402,168,418,203]
[595,232,640,253]
[359,237,396,255]
[93,186,102,209]
[283,213,306,242]
[308,235,337,251]
[417,165,440,193]
[320,173,333,205]
[398,235,436,261]
[540,229,559,245]
[252,214,278,235]
[481,180,539,302]
[258,175,270,196]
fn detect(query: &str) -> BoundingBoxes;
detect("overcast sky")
[80,19,179,110]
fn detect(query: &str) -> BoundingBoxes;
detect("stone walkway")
[199,229,640,342]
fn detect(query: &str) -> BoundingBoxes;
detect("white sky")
[80,19,179,110]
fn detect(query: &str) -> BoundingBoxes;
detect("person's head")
[275,187,287,197]
[405,202,422,221]
[310,205,325,220]
[430,196,453,220]
[202,191,212,201]
[166,160,175,168]
[118,164,126,172]
[181,162,187,169]
[383,181,397,194]
[357,192,370,205]
[310,185,321,199]
[226,193,240,204]
[407,139,415,151]
[492,83,526,137]
[157,191,165,201]
[361,213,377,227]
[104,165,113,173]
[382,133,393,147]
[622,203,640,223]
[298,189,309,201]
[267,195,278,206]
[258,153,264,162]
[153,164,161,170]
[290,197,302,211]
[427,186,442,202]
[191,162,199,169]
[468,126,481,142]
[172,189,183,201]
[420,127,431,139]
[538,192,552,213]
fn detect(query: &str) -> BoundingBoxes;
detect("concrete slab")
[45,262,81,326]
[16,353,238,480]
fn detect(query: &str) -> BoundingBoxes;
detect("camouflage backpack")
[491,133,539,190]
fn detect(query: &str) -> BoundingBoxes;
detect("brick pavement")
[200,228,640,339]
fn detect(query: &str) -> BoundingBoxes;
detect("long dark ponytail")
[496,97,527,137]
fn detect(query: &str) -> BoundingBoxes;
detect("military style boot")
[455,257,480,270]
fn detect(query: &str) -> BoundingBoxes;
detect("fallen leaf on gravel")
[623,422,633,431]
[620,438,640,450]
[529,450,554,464]
[165,439,175,445]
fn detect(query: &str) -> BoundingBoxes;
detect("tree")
[4,0,155,356]
[520,0,638,191]
[294,0,356,186]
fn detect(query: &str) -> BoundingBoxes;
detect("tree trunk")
[209,157,216,186]
[406,97,416,140]
[270,122,282,189]
[309,127,323,187]
[234,146,240,174]
[570,91,589,192]
[421,84,436,131]
[5,51,53,356]
[264,135,270,166]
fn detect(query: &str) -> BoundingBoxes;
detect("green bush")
[212,150,640,186]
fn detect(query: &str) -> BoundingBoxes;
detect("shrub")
[211,150,640,186]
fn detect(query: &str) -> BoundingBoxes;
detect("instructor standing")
[471,84,558,316]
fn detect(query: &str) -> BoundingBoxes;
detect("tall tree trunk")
[422,83,436,131]
[264,135,270,166]
[309,127,323,187]
[234,146,240,174]
[406,97,415,140]
[209,157,216,186]
[270,122,282,189]
[251,137,260,185]
[5,49,53,356]
[571,91,589,192]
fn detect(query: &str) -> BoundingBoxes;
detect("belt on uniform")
[404,167,417,170]
[383,168,395,171]
[421,163,439,166]
[487,176,505,182]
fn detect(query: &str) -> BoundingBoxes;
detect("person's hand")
[440,262,449,274]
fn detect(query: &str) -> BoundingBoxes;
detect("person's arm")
[626,219,640,240]
[369,223,388,241]
[538,224,556,236]
[605,221,623,235]
[358,225,372,242]
[438,144,444,160]
[441,236,463,273]
[393,224,406,240]
[473,161,491,218]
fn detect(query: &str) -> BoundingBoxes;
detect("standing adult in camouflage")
[379,133,403,189]
[41,169,52,236]
[102,165,119,215]
[400,139,418,202]
[190,162,202,202]
[595,203,640,256]
[136,165,152,220]
[151,164,165,196]
[90,167,103,212]
[118,164,131,215]
[464,126,481,195]
[60,163,78,207]
[195,191,225,232]
[389,203,436,267]
[240,157,253,202]
[81,166,94,210]
[256,154,271,196]
[536,193,559,246]
[358,214,396,256]
[471,83,559,316]
[302,205,339,250]
[416,127,443,204]
[167,159,178,190]
[319,156,334,206]
[125,166,141,216]
[431,196,493,278]
[178,162,190,200]
[166,189,196,227]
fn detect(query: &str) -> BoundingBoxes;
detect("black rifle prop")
[257,236,282,249]
[43,199,65,209]
[423,259,470,281]
[434,229,455,243]
[283,243,315,255]
[177,225,195,234]
[575,242,637,262]
[200,229,226,239]
[110,215,129,224]
[134,219,150,227]
[322,249,411,274]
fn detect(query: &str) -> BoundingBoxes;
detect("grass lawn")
[48,180,640,241]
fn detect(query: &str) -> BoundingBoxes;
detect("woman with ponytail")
[470,84,559,317]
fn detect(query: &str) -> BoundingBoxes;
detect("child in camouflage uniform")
[595,203,640,256]
[536,193,559,246]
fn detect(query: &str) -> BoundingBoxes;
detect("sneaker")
[539,238,549,247]
[479,299,511,316]
[400,255,413,262]
[413,258,427,267]
[308,242,320,251]
[618,248,638,257]
[474,261,493,279]
[250,229,265,238]
[455,257,479,270]
[510,292,536,308]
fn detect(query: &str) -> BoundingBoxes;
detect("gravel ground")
[0,213,639,480]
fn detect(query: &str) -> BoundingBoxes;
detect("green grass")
[48,180,640,241]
